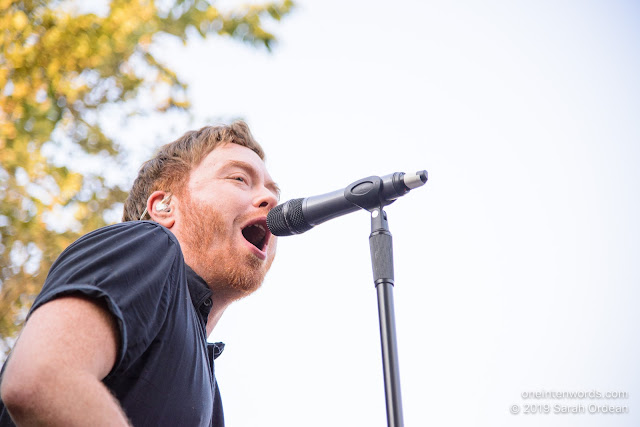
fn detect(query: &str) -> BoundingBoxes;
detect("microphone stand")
[369,206,404,427]
[341,174,414,427]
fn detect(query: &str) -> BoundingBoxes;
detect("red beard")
[179,192,274,300]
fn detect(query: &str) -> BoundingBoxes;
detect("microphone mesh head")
[267,198,312,236]
[267,203,289,236]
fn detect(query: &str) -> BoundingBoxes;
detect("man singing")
[0,121,279,426]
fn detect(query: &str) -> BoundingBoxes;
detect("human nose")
[254,187,278,209]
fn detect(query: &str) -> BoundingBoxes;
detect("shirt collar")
[185,266,225,360]
[185,265,213,323]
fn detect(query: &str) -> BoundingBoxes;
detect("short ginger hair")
[122,121,265,222]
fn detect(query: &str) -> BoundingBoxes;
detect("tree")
[0,0,294,359]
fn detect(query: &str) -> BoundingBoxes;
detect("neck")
[205,293,234,335]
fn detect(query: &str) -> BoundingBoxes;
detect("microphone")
[266,170,428,236]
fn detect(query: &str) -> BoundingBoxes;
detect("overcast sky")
[103,1,640,426]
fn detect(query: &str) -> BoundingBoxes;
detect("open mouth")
[241,220,269,251]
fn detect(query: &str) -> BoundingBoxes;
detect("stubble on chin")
[180,193,273,300]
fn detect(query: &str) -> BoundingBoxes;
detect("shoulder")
[60,221,180,259]
[47,221,184,285]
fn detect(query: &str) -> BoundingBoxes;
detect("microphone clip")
[343,172,410,212]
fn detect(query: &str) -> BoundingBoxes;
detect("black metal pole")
[369,207,404,427]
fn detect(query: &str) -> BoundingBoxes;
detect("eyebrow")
[224,160,281,199]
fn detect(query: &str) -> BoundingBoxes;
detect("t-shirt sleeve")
[29,221,184,377]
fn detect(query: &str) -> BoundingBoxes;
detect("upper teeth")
[255,224,265,232]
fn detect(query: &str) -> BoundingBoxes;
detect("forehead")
[190,143,273,181]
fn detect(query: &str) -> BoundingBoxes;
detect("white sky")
[106,1,640,426]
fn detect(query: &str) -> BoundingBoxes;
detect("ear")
[146,191,175,229]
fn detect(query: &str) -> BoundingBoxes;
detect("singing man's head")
[122,121,279,299]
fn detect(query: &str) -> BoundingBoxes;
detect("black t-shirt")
[0,221,225,426]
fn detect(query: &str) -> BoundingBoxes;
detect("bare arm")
[0,296,131,426]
